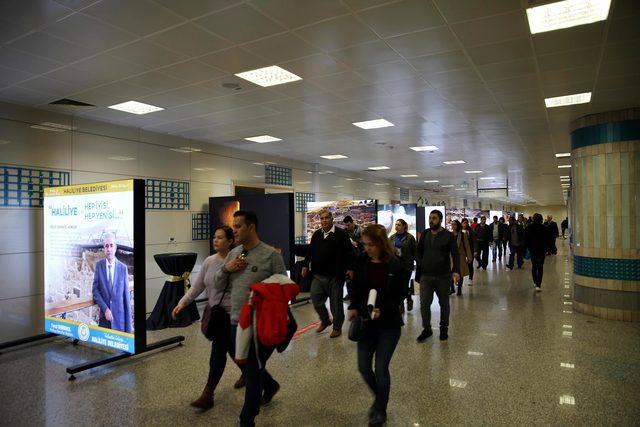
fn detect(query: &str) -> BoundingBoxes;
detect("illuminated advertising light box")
[306,200,377,242]
[378,203,417,237]
[43,180,146,354]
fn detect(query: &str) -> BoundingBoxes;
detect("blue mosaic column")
[570,108,640,321]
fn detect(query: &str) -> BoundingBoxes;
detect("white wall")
[0,101,399,342]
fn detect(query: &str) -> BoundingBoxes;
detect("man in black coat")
[302,209,355,338]
[545,215,559,255]
[525,213,547,291]
[506,216,525,269]
[474,216,492,270]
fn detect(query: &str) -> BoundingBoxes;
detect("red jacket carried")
[236,275,300,364]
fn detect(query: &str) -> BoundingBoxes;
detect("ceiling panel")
[44,12,137,51]
[330,40,402,68]
[84,0,184,36]
[357,0,444,38]
[148,23,232,57]
[386,26,459,58]
[8,31,96,63]
[451,10,528,48]
[294,15,378,52]
[198,47,270,74]
[433,0,521,24]
[250,0,348,29]
[243,33,320,63]
[193,4,285,44]
[151,0,240,19]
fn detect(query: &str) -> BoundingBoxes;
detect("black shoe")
[406,298,413,311]
[260,381,280,406]
[449,288,455,295]
[417,329,433,343]
[343,295,350,301]
[456,286,462,296]
[368,410,387,426]
[506,265,513,270]
[439,328,448,341]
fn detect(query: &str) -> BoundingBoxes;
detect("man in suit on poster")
[92,233,132,333]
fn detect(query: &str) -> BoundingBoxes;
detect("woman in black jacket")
[525,213,547,291]
[348,224,404,426]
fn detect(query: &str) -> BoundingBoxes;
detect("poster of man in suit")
[44,180,136,353]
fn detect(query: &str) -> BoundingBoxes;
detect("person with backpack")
[347,224,405,426]
[172,225,245,410]
[214,211,287,427]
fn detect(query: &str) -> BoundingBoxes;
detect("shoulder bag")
[201,279,231,341]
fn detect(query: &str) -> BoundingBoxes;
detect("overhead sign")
[478,188,508,198]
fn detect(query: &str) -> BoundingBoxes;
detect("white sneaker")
[536,287,542,292]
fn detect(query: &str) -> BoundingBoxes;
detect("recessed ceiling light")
[297,181,311,184]
[545,92,592,108]
[561,178,571,181]
[108,156,136,161]
[410,145,439,152]
[253,162,265,166]
[321,154,348,160]
[252,175,264,178]
[193,167,216,171]
[424,180,439,183]
[375,183,390,186]
[170,146,203,153]
[555,153,571,158]
[108,100,164,115]
[465,170,483,174]
[441,184,454,188]
[235,65,302,87]
[352,119,394,129]
[332,185,344,188]
[560,175,570,179]
[368,166,390,170]
[401,174,418,178]
[558,164,572,168]
[455,188,465,191]
[479,177,496,180]
[526,0,611,34]
[443,160,466,165]
[244,135,282,143]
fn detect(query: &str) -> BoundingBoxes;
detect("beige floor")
[1,240,639,426]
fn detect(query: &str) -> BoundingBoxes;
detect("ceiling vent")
[48,98,96,113]
[221,82,242,90]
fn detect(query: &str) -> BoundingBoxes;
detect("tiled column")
[570,108,640,322]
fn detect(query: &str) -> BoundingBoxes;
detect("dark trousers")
[207,326,242,389]
[548,239,557,254]
[419,275,451,329]
[311,275,344,330]
[508,244,524,268]
[562,228,567,238]
[467,262,474,281]
[492,239,503,260]
[477,242,489,268]
[502,240,508,253]
[531,254,545,286]
[401,270,413,300]
[357,327,401,414]
[230,325,277,426]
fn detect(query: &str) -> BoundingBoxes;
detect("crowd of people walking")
[178,208,566,426]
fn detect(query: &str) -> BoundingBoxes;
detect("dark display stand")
[64,180,184,380]
[146,253,200,330]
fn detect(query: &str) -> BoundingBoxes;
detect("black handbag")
[201,279,231,341]
[348,315,371,342]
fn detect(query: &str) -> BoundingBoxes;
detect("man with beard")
[415,210,461,342]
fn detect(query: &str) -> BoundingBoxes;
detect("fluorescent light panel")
[424,180,439,183]
[556,153,571,158]
[244,135,282,143]
[401,174,418,178]
[108,100,163,115]
[352,119,394,129]
[480,177,496,180]
[443,160,466,165]
[545,92,592,108]
[170,146,203,153]
[235,65,302,87]
[410,145,439,152]
[465,170,483,174]
[560,175,570,179]
[558,164,572,168]
[320,154,348,160]
[108,156,135,161]
[368,166,390,170]
[441,184,454,188]
[526,0,611,34]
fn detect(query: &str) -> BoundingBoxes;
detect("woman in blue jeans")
[348,224,404,426]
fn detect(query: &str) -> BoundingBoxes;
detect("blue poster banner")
[45,316,135,354]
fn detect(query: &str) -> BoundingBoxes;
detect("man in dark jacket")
[561,217,569,239]
[474,216,491,270]
[525,213,547,291]
[545,215,559,254]
[416,210,460,342]
[302,209,355,338]
[489,215,505,262]
[506,216,525,269]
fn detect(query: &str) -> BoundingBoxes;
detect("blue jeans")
[230,325,277,426]
[492,239,503,260]
[357,327,401,414]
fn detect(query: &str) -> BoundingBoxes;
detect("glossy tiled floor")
[2,241,639,426]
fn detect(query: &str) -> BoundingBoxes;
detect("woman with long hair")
[388,218,417,311]
[450,220,472,296]
[461,218,476,285]
[348,224,404,426]
[172,225,245,409]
